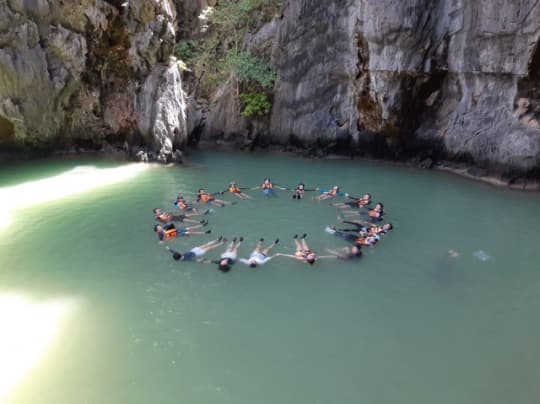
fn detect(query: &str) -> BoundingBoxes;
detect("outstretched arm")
[315,255,339,260]
[165,246,179,255]
[273,253,298,259]
[196,258,220,264]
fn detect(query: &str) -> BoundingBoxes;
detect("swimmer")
[198,237,244,272]
[165,236,227,261]
[337,219,393,235]
[315,185,343,201]
[252,178,275,196]
[173,195,195,211]
[253,178,286,196]
[224,182,252,199]
[333,193,372,209]
[153,208,207,224]
[154,222,210,242]
[325,227,379,246]
[197,188,231,207]
[275,234,334,265]
[342,202,385,222]
[239,238,279,267]
[292,183,305,199]
[291,183,317,199]
[324,245,362,260]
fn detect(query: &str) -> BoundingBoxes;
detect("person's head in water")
[382,223,393,231]
[249,261,257,268]
[172,252,182,260]
[351,245,362,257]
[298,183,305,190]
[375,202,384,211]
[362,193,371,201]
[218,258,232,272]
[306,252,316,265]
[198,188,205,194]
[153,208,162,214]
[263,178,270,184]
[153,224,163,233]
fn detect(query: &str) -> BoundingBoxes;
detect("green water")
[1,151,539,404]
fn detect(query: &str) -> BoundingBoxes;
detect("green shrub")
[174,0,282,104]
[228,52,276,89]
[174,40,197,61]
[240,92,272,116]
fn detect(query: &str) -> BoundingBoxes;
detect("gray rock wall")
[0,0,186,158]
[198,0,540,176]
[1,0,539,175]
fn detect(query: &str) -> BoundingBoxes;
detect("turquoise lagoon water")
[0,151,539,404]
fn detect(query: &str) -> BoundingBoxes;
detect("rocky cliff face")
[1,0,539,178]
[197,0,540,177]
[0,0,186,161]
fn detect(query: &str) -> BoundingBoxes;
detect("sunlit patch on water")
[0,164,149,233]
[0,293,76,401]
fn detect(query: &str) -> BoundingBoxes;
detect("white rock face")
[137,58,187,155]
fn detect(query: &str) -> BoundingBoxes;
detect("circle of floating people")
[153,178,393,272]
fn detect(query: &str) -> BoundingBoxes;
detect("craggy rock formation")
[1,0,539,179]
[0,0,185,160]
[197,0,540,178]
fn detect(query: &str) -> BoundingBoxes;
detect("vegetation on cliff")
[175,0,281,117]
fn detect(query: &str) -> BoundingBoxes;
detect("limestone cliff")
[1,0,539,179]
[194,0,540,178]
[0,0,185,161]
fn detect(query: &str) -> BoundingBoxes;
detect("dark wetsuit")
[156,213,186,223]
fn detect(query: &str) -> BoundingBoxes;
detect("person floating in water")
[239,238,279,267]
[333,193,372,210]
[198,237,244,272]
[325,225,379,245]
[253,178,287,196]
[315,185,343,201]
[292,183,306,199]
[342,202,385,222]
[166,236,227,261]
[154,222,210,242]
[153,208,207,224]
[197,188,231,207]
[224,182,252,199]
[324,245,363,260]
[336,219,393,235]
[275,234,334,265]
[173,195,207,214]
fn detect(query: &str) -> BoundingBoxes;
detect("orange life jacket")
[164,228,178,239]
[200,193,214,203]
